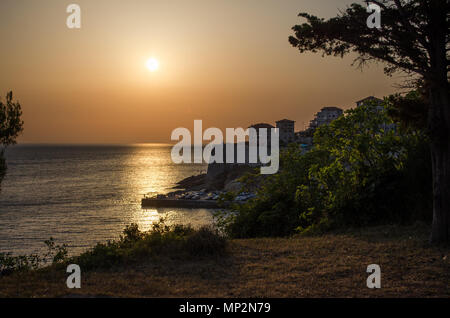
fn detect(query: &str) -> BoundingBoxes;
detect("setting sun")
[146,58,159,72]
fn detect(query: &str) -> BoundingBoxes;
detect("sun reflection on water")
[0,144,213,255]
[122,144,211,232]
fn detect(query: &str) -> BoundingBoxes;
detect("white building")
[309,106,343,129]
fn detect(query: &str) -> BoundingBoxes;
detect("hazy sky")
[0,0,400,144]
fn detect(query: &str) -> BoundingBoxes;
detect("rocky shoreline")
[141,169,257,208]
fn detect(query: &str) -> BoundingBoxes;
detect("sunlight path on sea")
[0,144,213,256]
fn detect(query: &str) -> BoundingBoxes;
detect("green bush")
[0,238,68,275]
[185,226,227,257]
[1,222,228,274]
[221,98,432,238]
[72,221,227,270]
[0,253,41,275]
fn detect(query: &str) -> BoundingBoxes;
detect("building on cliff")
[356,96,383,108]
[206,97,382,181]
[309,107,343,130]
[248,123,275,145]
[276,119,295,146]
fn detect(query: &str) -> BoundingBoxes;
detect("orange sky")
[0,0,400,144]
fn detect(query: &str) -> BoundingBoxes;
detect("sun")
[146,58,159,72]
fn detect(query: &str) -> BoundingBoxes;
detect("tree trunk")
[427,0,449,244]
[429,84,450,244]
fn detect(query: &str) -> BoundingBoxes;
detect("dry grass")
[0,224,449,298]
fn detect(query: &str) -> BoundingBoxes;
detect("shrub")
[185,226,227,257]
[0,253,41,275]
[221,98,432,238]
[0,237,68,275]
[72,221,227,270]
[1,222,228,274]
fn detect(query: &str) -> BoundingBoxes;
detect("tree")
[0,91,24,190]
[308,101,431,228]
[289,0,449,243]
[223,100,430,238]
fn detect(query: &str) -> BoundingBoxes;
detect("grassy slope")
[0,224,449,298]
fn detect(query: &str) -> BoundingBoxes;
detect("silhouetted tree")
[387,89,429,130]
[0,91,24,191]
[289,0,449,243]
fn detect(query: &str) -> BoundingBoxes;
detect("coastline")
[141,170,257,209]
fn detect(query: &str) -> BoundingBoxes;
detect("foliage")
[0,92,24,148]
[289,1,448,79]
[0,253,41,275]
[221,98,432,238]
[218,145,330,238]
[1,222,227,274]
[43,238,69,264]
[185,226,227,257]
[0,238,68,275]
[299,101,431,230]
[0,91,24,191]
[288,0,449,243]
[387,89,429,130]
[72,221,227,270]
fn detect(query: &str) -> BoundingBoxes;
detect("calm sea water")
[0,144,212,255]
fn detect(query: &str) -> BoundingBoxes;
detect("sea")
[0,144,213,256]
